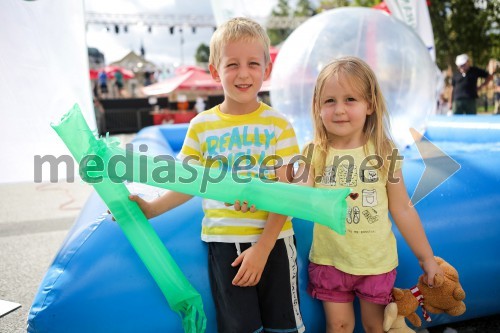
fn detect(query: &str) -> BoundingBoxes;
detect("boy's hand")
[107,194,154,221]
[224,200,256,213]
[420,257,444,288]
[231,244,270,287]
[128,194,155,219]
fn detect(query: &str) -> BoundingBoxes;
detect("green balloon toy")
[74,119,350,233]
[52,105,206,333]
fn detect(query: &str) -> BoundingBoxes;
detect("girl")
[296,57,442,333]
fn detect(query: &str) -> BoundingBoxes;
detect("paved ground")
[0,181,93,333]
[0,133,132,333]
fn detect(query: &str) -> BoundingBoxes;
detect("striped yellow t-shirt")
[177,102,300,243]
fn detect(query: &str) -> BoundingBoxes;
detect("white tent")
[0,0,94,182]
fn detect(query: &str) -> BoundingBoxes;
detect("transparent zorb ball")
[270,7,436,148]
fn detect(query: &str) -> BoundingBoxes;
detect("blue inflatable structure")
[28,115,500,333]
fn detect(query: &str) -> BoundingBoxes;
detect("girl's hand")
[231,244,269,287]
[420,257,444,288]
[224,200,257,213]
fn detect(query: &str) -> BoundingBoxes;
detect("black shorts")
[100,83,108,93]
[208,236,305,333]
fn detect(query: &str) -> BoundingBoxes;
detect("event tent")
[142,66,220,96]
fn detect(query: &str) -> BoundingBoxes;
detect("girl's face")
[209,38,271,114]
[319,75,373,148]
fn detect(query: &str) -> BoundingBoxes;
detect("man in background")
[449,53,493,115]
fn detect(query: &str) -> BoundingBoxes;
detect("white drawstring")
[235,242,256,256]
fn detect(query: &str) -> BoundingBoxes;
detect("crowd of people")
[94,68,125,99]
[93,67,170,100]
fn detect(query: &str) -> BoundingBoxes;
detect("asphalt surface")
[0,132,134,333]
[0,181,93,333]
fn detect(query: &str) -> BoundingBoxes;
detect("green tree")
[266,0,499,70]
[267,0,317,45]
[294,0,317,16]
[350,0,381,7]
[428,0,449,68]
[318,0,350,11]
[195,43,209,64]
[429,0,499,69]
[326,0,499,70]
[267,0,293,46]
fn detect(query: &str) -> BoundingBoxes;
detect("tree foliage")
[350,0,381,7]
[267,0,317,46]
[267,0,294,46]
[318,0,350,11]
[429,0,499,69]
[195,43,210,64]
[321,0,499,69]
[295,0,318,16]
[265,0,499,70]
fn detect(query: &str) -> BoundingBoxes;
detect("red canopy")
[142,63,278,96]
[372,1,431,15]
[89,69,99,80]
[373,1,391,13]
[174,65,207,75]
[103,65,135,79]
[269,46,279,63]
[142,66,221,96]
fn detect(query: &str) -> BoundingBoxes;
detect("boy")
[130,17,305,333]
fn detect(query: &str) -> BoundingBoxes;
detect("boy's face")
[209,38,271,110]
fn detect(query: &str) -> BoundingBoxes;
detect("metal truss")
[85,12,310,30]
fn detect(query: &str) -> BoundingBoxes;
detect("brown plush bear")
[383,302,416,333]
[383,257,466,333]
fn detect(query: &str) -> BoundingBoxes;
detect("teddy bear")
[383,302,416,333]
[383,257,466,333]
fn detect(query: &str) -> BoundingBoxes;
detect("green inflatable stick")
[117,155,349,233]
[80,128,350,235]
[52,105,206,333]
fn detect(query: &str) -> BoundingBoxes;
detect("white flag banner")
[385,0,436,62]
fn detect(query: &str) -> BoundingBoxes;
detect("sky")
[84,0,278,68]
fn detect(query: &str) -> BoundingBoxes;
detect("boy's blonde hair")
[209,17,271,69]
[311,56,394,173]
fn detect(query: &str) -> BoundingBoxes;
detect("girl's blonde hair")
[311,56,394,173]
[209,17,271,69]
